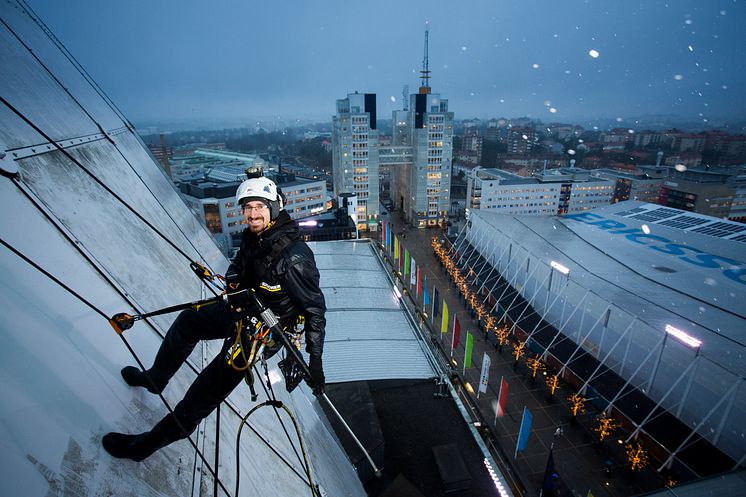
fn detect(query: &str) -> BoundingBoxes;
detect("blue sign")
[565,212,746,286]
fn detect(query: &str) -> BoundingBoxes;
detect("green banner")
[464,332,474,368]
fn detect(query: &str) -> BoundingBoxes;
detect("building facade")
[391,91,454,227]
[331,92,380,232]
[179,170,327,254]
[659,166,746,220]
[592,167,665,204]
[466,167,614,216]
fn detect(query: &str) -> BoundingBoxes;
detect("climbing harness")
[110,286,384,478]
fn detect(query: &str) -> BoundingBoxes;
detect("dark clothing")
[118,210,326,455]
[228,210,326,371]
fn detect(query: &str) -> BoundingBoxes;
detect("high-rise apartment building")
[331,92,380,231]
[331,24,453,229]
[388,24,454,228]
[391,90,454,227]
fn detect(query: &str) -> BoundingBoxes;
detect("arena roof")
[469,201,746,376]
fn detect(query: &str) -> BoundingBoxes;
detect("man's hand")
[308,357,325,396]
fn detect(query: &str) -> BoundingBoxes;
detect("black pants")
[148,301,245,441]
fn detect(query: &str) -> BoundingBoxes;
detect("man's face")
[243,200,271,233]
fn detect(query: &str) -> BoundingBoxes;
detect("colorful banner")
[417,267,423,297]
[423,275,431,306]
[382,221,387,246]
[541,447,558,494]
[404,248,410,275]
[496,377,509,419]
[394,236,399,260]
[464,332,473,369]
[441,300,449,334]
[515,407,533,457]
[478,352,491,395]
[410,257,417,287]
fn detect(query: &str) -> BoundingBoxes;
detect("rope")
[6,177,319,488]
[255,358,309,472]
[0,95,218,292]
[227,322,313,481]
[3,8,224,293]
[17,0,133,126]
[0,237,233,497]
[235,400,318,497]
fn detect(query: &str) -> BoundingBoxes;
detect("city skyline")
[28,0,746,128]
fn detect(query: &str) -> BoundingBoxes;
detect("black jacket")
[227,211,326,370]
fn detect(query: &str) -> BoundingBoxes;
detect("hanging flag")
[417,266,423,297]
[496,377,509,418]
[541,447,558,495]
[387,223,392,253]
[452,317,461,352]
[515,407,533,458]
[432,286,440,320]
[441,300,449,334]
[423,275,431,306]
[394,236,399,260]
[410,257,417,287]
[464,332,474,369]
[382,221,387,246]
[478,352,491,395]
[404,248,411,275]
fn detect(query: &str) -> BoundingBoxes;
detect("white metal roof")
[309,240,438,384]
[468,202,746,375]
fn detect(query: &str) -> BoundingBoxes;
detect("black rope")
[3,180,322,491]
[235,400,318,497]
[255,358,309,472]
[3,7,224,292]
[214,403,221,497]
[17,0,133,126]
[0,237,235,497]
[0,94,206,274]
[7,177,322,484]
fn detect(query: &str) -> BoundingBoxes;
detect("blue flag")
[515,407,533,457]
[423,275,430,306]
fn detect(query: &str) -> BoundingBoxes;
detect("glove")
[307,357,325,396]
[225,268,242,291]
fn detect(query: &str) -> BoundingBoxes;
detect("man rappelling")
[103,169,326,461]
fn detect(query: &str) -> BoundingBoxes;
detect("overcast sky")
[27,0,746,127]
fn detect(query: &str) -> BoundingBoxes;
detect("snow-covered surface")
[0,2,365,495]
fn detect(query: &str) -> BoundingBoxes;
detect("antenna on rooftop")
[419,21,431,94]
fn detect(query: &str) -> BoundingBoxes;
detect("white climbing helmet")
[235,176,284,219]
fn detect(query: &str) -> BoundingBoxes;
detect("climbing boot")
[121,366,165,394]
[102,415,183,461]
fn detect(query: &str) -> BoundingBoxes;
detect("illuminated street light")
[550,260,570,275]
[665,324,702,348]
